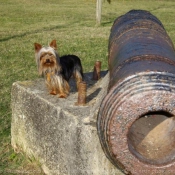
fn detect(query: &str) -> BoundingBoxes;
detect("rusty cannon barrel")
[97,10,175,175]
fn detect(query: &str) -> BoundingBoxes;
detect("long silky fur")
[46,73,70,98]
[34,40,83,98]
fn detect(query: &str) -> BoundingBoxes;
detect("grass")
[0,0,175,174]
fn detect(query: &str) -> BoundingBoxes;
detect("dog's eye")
[40,52,53,60]
[40,53,46,58]
[48,53,53,57]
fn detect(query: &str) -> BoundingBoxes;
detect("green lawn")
[0,0,175,174]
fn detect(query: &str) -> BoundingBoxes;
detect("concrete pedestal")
[11,72,123,175]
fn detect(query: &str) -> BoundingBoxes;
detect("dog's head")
[34,40,61,76]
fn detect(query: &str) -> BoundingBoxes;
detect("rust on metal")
[93,61,102,80]
[76,81,87,106]
[97,10,175,175]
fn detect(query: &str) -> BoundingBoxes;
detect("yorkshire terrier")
[34,40,83,98]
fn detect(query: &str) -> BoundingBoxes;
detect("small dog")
[34,40,83,98]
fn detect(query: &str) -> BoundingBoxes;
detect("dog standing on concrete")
[34,40,83,98]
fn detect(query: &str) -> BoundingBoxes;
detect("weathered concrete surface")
[11,72,124,175]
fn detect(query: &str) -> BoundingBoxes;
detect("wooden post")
[96,0,102,25]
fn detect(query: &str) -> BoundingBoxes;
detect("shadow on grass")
[101,21,113,27]
[0,21,80,42]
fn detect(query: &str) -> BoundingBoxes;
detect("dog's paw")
[58,93,68,98]
[50,90,57,95]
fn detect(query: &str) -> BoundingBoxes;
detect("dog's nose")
[46,59,50,63]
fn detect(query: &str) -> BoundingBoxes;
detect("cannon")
[97,10,175,174]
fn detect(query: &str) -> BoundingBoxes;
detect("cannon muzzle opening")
[97,10,175,174]
[128,111,175,165]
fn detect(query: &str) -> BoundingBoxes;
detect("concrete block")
[11,72,123,175]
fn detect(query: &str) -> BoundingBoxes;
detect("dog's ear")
[34,43,42,53]
[50,40,57,50]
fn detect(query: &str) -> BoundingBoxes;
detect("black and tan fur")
[34,40,83,98]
